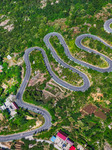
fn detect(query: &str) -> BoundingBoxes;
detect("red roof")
[13,102,19,109]
[57,131,68,141]
[69,146,76,150]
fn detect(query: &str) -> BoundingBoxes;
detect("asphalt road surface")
[104,18,112,33]
[0,19,112,142]
[44,33,112,73]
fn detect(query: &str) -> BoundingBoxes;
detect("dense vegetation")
[23,86,44,105]
[82,37,112,58]
[11,138,56,150]
[0,0,112,57]
[0,108,44,135]
[0,60,21,104]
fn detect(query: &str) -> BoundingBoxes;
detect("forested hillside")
[0,0,112,57]
[1,0,112,149]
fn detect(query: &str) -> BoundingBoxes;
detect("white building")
[7,55,12,60]
[0,65,3,70]
[1,95,18,117]
[54,131,75,150]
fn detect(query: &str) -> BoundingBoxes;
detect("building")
[5,94,16,102]
[13,102,19,109]
[65,138,74,150]
[1,95,18,117]
[52,130,76,150]
[57,130,68,141]
[7,55,12,60]
[55,130,68,148]
[108,122,112,129]
[51,136,56,142]
[0,65,3,73]
[69,146,76,150]
[10,102,18,116]
[0,65,3,70]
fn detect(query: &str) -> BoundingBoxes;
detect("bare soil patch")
[7,78,17,87]
[0,18,14,31]
[26,115,34,120]
[94,109,107,120]
[31,120,42,129]
[4,24,14,31]
[81,103,109,120]
[71,26,80,36]
[43,78,71,100]
[48,18,69,31]
[95,3,112,21]
[80,110,88,116]
[40,0,47,9]
[4,57,23,67]
[100,105,110,113]
[2,83,8,89]
[0,141,12,149]
[0,113,4,121]
[0,19,10,26]
[82,103,97,115]
[28,72,46,87]
[43,89,56,99]
[104,142,112,150]
[106,100,111,105]
[91,93,104,102]
[14,140,24,150]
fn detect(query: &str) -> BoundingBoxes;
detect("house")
[57,130,68,141]
[1,100,11,110]
[66,138,74,146]
[7,55,12,60]
[55,130,68,148]
[6,94,16,102]
[0,65,3,73]
[12,102,19,109]
[64,138,74,150]
[1,104,6,110]
[51,130,76,150]
[1,95,18,117]
[10,102,18,116]
[69,146,76,150]
[0,65,3,70]
[54,130,75,150]
[108,122,112,129]
[51,136,56,142]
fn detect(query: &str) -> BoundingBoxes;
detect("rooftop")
[69,146,76,150]
[7,55,12,60]
[66,138,74,145]
[57,130,68,141]
[83,103,97,115]
[12,102,19,109]
[0,65,3,70]
[51,136,56,142]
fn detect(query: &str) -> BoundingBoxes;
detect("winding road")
[0,19,112,142]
